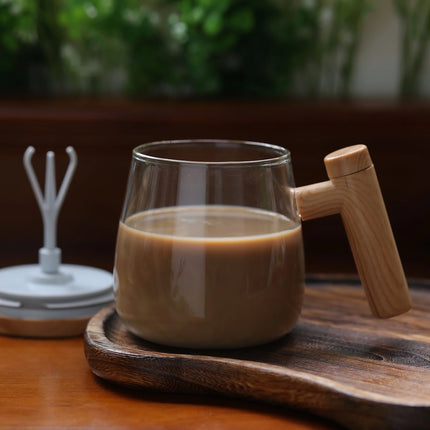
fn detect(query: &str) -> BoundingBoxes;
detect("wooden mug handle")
[295,145,411,318]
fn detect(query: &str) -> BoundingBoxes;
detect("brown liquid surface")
[114,206,304,348]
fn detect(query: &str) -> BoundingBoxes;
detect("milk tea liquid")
[114,205,304,348]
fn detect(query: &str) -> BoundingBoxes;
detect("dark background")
[1,99,428,280]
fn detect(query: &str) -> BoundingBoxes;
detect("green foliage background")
[4,0,420,99]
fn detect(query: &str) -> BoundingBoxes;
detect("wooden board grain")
[84,276,430,430]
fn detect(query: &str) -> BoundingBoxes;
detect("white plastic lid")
[0,264,113,320]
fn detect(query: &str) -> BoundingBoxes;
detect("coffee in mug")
[114,140,411,349]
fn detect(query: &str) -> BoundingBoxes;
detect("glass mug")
[113,140,410,349]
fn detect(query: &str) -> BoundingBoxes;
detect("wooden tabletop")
[0,332,337,429]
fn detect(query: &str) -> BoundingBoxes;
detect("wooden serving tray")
[84,276,430,429]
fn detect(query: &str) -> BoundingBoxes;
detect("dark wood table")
[0,332,337,429]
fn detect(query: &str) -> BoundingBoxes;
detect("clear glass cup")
[114,139,412,349]
[113,140,305,348]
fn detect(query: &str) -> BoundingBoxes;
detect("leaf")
[203,11,222,36]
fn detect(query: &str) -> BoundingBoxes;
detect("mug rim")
[133,139,290,167]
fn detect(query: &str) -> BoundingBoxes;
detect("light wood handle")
[296,145,411,318]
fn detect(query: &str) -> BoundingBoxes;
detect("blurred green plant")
[0,0,372,98]
[0,0,37,93]
[169,0,302,96]
[58,0,126,94]
[58,0,175,95]
[393,0,430,98]
[288,0,372,98]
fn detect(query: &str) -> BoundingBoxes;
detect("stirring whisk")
[24,146,77,274]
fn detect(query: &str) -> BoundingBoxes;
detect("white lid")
[0,264,113,320]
